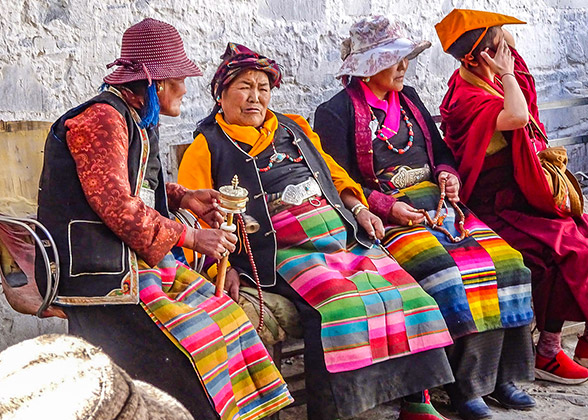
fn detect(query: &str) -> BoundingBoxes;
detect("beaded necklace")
[221,123,304,173]
[257,125,304,172]
[369,106,414,154]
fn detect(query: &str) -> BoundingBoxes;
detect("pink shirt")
[359,80,401,135]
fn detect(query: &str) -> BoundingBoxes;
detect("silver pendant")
[369,119,379,139]
[270,152,286,163]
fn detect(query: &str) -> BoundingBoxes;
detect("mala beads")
[419,177,470,243]
[369,106,414,154]
[237,214,265,332]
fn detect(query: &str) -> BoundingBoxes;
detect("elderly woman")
[314,16,535,420]
[36,19,291,420]
[437,9,588,385]
[178,43,455,420]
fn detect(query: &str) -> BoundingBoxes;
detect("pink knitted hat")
[103,18,202,86]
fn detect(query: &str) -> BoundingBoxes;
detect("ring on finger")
[220,250,229,258]
[408,220,413,226]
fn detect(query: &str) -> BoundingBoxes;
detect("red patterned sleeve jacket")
[65,103,187,267]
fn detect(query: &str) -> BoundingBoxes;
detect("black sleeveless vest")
[36,91,168,305]
[196,112,372,287]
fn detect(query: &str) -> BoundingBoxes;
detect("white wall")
[1,0,587,168]
[0,0,587,347]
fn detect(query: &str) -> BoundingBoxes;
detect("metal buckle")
[390,165,431,189]
[281,178,322,205]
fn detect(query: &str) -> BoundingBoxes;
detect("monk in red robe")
[436,9,588,386]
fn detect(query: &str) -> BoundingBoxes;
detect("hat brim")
[336,38,431,78]
[103,57,202,85]
[435,9,526,52]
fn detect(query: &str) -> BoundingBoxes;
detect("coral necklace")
[369,106,414,154]
[258,125,304,172]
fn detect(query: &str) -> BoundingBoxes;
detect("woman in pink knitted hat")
[36,18,291,420]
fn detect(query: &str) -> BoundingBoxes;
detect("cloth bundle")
[537,146,584,217]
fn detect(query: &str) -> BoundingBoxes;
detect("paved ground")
[279,327,588,420]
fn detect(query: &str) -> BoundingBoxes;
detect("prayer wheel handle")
[216,176,249,297]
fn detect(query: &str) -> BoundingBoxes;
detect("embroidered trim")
[56,253,139,306]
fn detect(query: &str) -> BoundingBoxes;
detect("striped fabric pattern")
[138,254,292,420]
[272,199,453,373]
[382,181,533,338]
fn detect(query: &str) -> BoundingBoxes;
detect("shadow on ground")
[278,329,588,420]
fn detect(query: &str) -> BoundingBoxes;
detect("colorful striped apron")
[139,254,292,420]
[272,198,453,373]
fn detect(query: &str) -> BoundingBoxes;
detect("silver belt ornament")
[280,177,322,205]
[389,164,431,189]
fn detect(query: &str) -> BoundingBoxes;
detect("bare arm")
[480,39,529,131]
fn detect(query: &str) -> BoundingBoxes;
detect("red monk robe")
[439,47,588,330]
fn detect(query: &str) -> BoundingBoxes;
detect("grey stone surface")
[279,331,588,420]
[0,286,67,352]
[259,0,326,21]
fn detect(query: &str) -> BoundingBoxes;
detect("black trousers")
[444,325,535,402]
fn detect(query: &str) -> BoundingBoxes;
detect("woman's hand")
[338,189,384,239]
[180,189,224,228]
[223,267,241,302]
[438,171,460,203]
[183,228,237,260]
[355,209,385,240]
[479,39,514,77]
[389,201,425,226]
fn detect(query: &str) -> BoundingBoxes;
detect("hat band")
[106,58,153,86]
[352,37,408,55]
[461,26,489,66]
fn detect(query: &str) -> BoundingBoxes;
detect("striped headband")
[211,43,282,101]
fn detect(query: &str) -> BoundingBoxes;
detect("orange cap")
[435,9,525,53]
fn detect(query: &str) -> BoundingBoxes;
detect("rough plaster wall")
[1,0,587,169]
[0,0,587,348]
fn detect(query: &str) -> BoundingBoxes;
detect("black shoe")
[489,382,536,410]
[454,397,492,420]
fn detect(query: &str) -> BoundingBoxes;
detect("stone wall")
[0,0,587,348]
[0,292,66,351]
[1,0,587,174]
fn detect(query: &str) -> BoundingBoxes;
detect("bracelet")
[500,72,515,79]
[350,203,368,217]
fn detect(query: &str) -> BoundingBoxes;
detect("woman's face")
[366,58,409,96]
[220,69,271,127]
[157,77,187,117]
